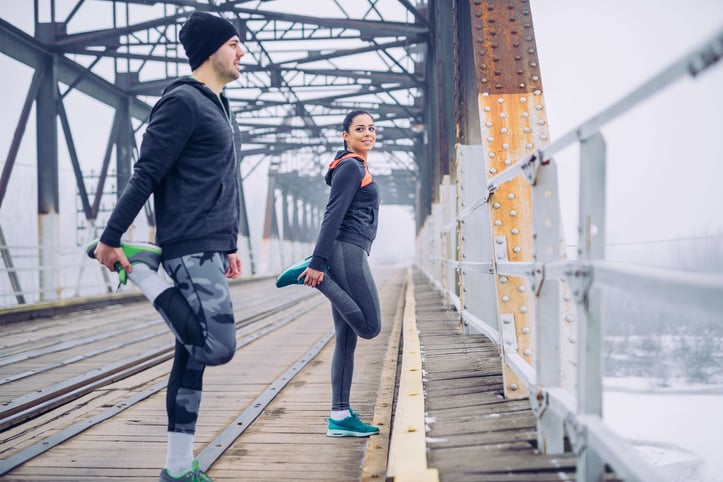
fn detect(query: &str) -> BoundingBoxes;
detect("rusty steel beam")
[462,0,549,400]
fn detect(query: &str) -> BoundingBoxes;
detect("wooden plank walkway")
[0,267,406,481]
[411,269,622,482]
[1,265,619,481]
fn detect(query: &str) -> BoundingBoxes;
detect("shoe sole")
[275,256,311,288]
[85,239,161,285]
[85,240,161,267]
[326,429,379,438]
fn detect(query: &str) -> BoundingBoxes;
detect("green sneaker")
[158,460,212,482]
[275,256,311,288]
[85,238,162,285]
[327,409,379,437]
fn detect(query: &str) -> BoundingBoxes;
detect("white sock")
[164,431,195,475]
[127,264,169,303]
[330,409,350,421]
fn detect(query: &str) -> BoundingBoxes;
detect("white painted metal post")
[576,132,606,482]
[457,145,498,339]
[531,158,565,454]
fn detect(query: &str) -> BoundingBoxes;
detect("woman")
[276,110,382,437]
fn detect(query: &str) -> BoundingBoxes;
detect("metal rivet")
[521,112,529,118]
[526,143,534,149]
[566,314,574,322]
[510,210,517,216]
[564,294,572,301]
[486,121,493,127]
[502,295,510,302]
[501,127,508,134]
[499,276,508,283]
[495,220,502,226]
[513,246,521,253]
[502,143,510,150]
[497,97,504,104]
[510,383,519,391]
[536,104,543,110]
[493,202,501,209]
[504,159,512,166]
[524,127,532,133]
[537,119,546,125]
[569,336,576,344]
[484,106,491,112]
[523,348,532,356]
[520,96,527,102]
[489,168,497,174]
[511,228,519,234]
[517,285,526,292]
[521,327,530,334]
[487,136,495,142]
[508,193,515,200]
[499,112,507,118]
[520,306,528,313]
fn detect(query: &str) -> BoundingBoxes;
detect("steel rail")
[0,294,325,475]
[0,291,315,431]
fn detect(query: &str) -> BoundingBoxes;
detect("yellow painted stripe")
[386,269,439,482]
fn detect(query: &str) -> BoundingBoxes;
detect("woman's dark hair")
[342,110,373,150]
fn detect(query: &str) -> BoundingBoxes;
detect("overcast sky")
[531,1,723,268]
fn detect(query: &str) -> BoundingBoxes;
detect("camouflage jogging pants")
[156,251,236,434]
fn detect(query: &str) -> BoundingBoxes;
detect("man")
[88,11,245,482]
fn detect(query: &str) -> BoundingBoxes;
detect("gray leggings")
[154,252,236,434]
[316,241,381,411]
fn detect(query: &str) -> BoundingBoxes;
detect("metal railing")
[0,242,118,306]
[416,26,723,482]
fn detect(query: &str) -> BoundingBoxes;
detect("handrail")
[416,23,723,482]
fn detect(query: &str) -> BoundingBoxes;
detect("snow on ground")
[604,378,723,482]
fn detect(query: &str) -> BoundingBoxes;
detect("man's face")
[210,35,244,84]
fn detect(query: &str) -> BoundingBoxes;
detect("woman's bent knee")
[358,323,381,339]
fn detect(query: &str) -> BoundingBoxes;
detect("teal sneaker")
[158,460,212,481]
[275,256,311,288]
[85,238,162,285]
[327,409,379,437]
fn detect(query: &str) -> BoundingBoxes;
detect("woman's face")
[343,114,376,157]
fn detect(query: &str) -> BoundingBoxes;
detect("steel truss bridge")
[1,2,723,481]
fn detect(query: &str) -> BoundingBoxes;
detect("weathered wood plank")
[412,269,586,482]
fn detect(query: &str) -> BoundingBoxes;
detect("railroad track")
[0,277,331,476]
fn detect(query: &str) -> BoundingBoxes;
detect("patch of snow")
[604,378,723,482]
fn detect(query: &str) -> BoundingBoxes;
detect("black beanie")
[179,12,239,71]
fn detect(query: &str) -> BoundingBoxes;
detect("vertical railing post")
[576,132,607,482]
[531,158,565,453]
[457,145,498,339]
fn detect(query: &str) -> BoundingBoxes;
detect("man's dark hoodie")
[100,77,240,259]
[309,150,380,271]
